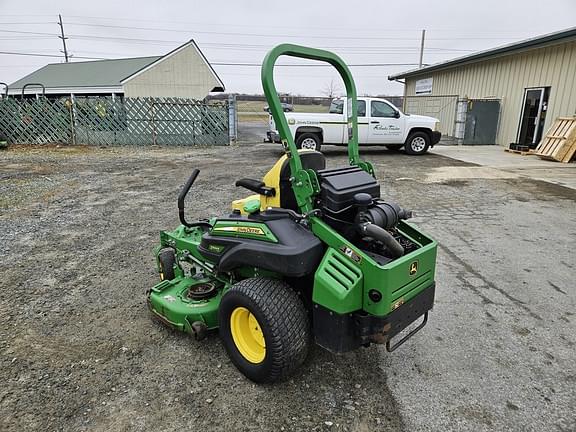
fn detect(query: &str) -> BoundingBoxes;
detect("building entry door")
[517,87,549,147]
[463,99,500,145]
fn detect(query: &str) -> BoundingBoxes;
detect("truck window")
[371,101,397,118]
[329,100,344,114]
[358,100,366,117]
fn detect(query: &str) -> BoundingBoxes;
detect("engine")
[315,166,418,261]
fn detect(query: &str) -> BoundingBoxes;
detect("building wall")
[404,40,576,145]
[403,95,458,138]
[122,44,221,100]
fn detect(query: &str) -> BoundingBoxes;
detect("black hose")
[359,223,404,258]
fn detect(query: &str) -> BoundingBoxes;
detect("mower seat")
[232,150,326,214]
[278,151,325,211]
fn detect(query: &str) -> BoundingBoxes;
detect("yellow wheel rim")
[230,307,266,364]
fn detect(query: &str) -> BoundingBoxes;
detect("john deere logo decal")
[237,226,265,235]
[213,226,265,235]
[409,261,418,276]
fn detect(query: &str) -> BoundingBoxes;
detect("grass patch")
[237,101,328,114]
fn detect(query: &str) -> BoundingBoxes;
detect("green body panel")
[312,248,363,314]
[311,218,437,316]
[148,277,226,331]
[159,224,207,264]
[362,222,437,316]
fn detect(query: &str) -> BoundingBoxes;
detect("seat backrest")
[279,151,326,211]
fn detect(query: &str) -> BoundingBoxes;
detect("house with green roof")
[7,40,224,100]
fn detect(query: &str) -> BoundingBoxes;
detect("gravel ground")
[0,143,575,432]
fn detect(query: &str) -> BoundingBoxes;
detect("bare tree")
[321,79,342,99]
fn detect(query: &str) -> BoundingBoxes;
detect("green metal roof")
[8,56,160,91]
[389,26,576,80]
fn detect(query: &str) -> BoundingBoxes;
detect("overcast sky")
[1,0,575,96]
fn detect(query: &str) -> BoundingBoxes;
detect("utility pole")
[58,14,70,62]
[419,29,426,68]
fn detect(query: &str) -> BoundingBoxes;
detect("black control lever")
[235,178,276,197]
[178,169,212,229]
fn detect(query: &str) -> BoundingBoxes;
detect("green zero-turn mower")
[147,44,437,383]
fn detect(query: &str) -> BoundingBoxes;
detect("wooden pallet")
[504,148,535,156]
[534,116,576,163]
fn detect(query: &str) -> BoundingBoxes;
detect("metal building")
[5,40,224,100]
[389,27,576,147]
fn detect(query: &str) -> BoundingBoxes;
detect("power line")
[0,21,51,25]
[0,29,476,54]
[0,51,420,66]
[0,36,53,40]
[55,14,547,35]
[0,29,58,36]
[63,22,526,41]
[211,62,424,67]
[0,28,514,48]
[0,51,105,60]
[56,15,514,33]
[0,13,545,36]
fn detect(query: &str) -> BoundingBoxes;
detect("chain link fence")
[0,96,230,146]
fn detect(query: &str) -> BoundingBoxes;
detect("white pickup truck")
[265,97,441,155]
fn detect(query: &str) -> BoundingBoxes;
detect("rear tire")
[405,132,430,155]
[158,248,176,281]
[219,278,310,383]
[296,133,322,152]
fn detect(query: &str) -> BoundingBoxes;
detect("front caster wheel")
[158,248,176,281]
[219,278,310,383]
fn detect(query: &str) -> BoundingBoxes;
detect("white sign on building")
[415,77,433,95]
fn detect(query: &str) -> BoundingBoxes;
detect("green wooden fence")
[0,96,229,146]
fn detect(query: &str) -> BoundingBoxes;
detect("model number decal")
[208,244,225,253]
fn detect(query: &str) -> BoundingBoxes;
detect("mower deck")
[148,276,223,333]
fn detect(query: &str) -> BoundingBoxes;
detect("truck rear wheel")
[296,133,322,152]
[219,277,310,383]
[405,132,430,155]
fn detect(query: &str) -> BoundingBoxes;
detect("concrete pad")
[424,166,520,183]
[433,145,576,189]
